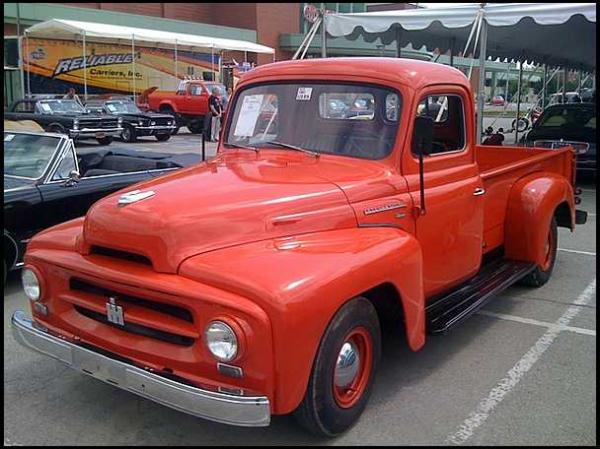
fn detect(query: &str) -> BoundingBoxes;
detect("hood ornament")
[118,189,156,207]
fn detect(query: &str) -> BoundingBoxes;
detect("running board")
[426,260,536,335]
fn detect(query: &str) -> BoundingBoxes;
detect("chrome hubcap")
[334,341,360,388]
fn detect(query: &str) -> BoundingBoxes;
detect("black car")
[85,98,176,143]
[521,103,596,180]
[3,130,202,284]
[5,99,122,145]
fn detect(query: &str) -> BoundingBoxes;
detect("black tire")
[520,217,558,287]
[45,123,66,135]
[294,297,381,437]
[188,120,204,134]
[121,124,137,143]
[96,136,113,145]
[511,117,530,133]
[155,133,171,142]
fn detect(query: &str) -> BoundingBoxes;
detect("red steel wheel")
[332,326,373,409]
[541,222,557,271]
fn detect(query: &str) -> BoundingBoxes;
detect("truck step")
[425,259,536,335]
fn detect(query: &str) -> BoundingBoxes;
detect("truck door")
[403,86,485,298]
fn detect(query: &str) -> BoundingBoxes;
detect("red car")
[490,95,505,106]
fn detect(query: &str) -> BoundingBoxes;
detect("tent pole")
[82,31,87,102]
[25,31,31,98]
[396,27,402,58]
[174,39,178,88]
[219,50,223,83]
[449,37,454,67]
[475,16,487,144]
[131,34,136,102]
[211,47,214,78]
[542,64,547,109]
[515,59,523,144]
[321,10,327,58]
[577,70,581,93]
[562,64,566,104]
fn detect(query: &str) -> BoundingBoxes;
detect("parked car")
[490,95,505,106]
[4,99,122,145]
[85,98,176,143]
[548,92,582,105]
[3,129,202,284]
[12,58,586,437]
[521,103,596,180]
[144,80,228,134]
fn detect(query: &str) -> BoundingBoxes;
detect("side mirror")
[413,116,434,156]
[63,169,80,187]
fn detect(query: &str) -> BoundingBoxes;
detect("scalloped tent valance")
[325,3,596,70]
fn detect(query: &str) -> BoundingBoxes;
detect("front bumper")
[134,125,177,136]
[11,310,271,427]
[69,127,122,139]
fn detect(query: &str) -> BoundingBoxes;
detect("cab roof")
[241,57,470,90]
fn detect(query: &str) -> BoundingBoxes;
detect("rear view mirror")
[413,116,434,156]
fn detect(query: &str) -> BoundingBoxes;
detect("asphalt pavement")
[3,131,596,446]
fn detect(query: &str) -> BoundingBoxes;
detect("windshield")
[37,99,85,114]
[105,100,140,114]
[537,106,596,132]
[4,133,63,179]
[206,83,227,99]
[225,83,401,160]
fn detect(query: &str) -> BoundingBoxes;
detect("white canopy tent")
[321,3,596,142]
[22,19,275,101]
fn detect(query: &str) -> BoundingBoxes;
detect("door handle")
[473,187,486,196]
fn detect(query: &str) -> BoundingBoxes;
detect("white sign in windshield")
[233,94,264,137]
[39,103,52,113]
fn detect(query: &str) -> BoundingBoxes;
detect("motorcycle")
[482,126,505,146]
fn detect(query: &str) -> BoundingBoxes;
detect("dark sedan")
[4,130,201,284]
[5,99,122,145]
[521,103,596,181]
[85,98,176,143]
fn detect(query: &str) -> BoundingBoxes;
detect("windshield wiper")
[258,140,320,158]
[225,142,259,152]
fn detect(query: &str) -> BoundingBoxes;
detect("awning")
[24,19,275,54]
[325,3,596,70]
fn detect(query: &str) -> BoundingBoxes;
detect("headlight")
[118,117,123,125]
[138,120,144,126]
[73,119,79,130]
[150,120,156,126]
[205,321,238,362]
[22,268,41,301]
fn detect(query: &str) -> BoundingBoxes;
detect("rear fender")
[504,172,575,266]
[179,227,425,415]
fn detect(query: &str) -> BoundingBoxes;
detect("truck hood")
[81,152,358,273]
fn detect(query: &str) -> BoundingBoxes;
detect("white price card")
[296,87,313,101]
[233,94,264,137]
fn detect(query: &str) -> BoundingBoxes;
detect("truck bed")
[475,144,576,253]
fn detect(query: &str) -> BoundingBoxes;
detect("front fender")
[504,172,574,266]
[179,227,425,415]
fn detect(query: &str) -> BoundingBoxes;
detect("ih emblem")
[106,297,124,326]
[118,189,155,207]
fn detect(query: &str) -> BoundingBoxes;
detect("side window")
[51,146,77,181]
[414,94,465,155]
[190,85,203,96]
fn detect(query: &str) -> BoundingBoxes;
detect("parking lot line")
[477,310,596,336]
[444,278,596,445]
[558,248,596,256]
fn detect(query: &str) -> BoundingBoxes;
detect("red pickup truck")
[143,80,227,134]
[13,58,587,437]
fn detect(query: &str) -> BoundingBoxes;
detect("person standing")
[208,87,223,142]
[63,87,83,107]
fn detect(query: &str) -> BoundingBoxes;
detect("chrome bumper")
[11,311,271,427]
[69,127,122,138]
